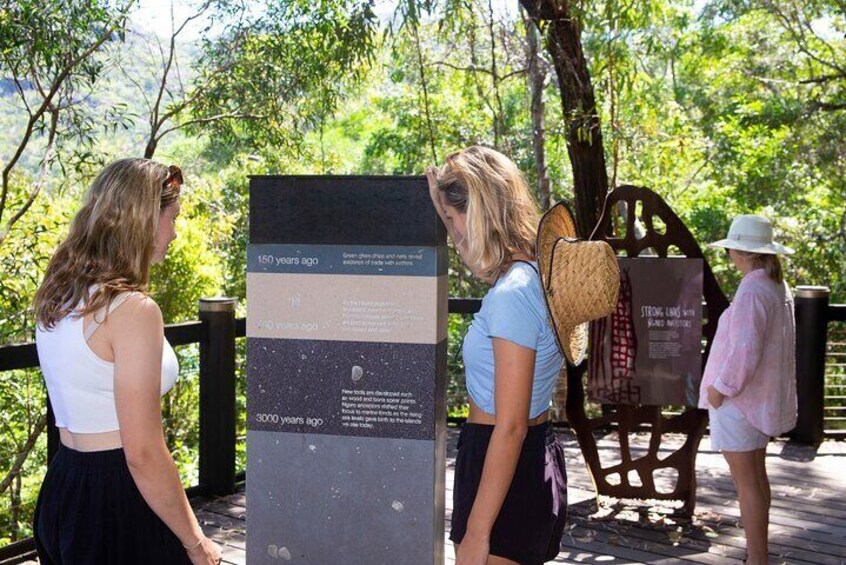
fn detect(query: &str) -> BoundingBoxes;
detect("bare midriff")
[59,428,123,452]
[466,396,549,426]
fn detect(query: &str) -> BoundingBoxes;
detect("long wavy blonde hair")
[434,146,540,282]
[34,158,179,328]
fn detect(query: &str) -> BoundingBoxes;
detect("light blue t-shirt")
[462,261,563,419]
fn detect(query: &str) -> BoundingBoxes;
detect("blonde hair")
[435,146,540,282]
[737,250,784,284]
[34,158,180,328]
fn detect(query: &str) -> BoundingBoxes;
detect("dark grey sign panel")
[247,431,444,564]
[248,243,447,277]
[248,175,447,565]
[589,257,703,406]
[247,338,446,440]
[249,176,446,246]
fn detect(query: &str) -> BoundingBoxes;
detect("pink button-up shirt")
[699,268,797,437]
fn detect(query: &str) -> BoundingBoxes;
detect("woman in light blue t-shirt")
[426,146,567,565]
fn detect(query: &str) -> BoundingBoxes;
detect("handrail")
[0,298,483,563]
[4,296,844,562]
[825,304,846,440]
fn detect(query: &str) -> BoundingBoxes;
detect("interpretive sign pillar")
[246,176,448,564]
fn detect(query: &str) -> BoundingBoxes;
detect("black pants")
[450,422,568,565]
[33,445,191,565]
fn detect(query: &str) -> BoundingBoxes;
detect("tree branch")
[809,100,846,112]
[763,0,846,77]
[411,21,438,164]
[500,67,528,81]
[487,0,505,148]
[154,112,266,139]
[0,2,131,229]
[148,10,181,140]
[429,60,492,74]
[142,16,248,157]
[0,57,33,117]
[799,72,846,84]
[0,108,60,246]
[0,413,47,496]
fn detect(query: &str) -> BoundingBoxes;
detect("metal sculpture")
[566,185,729,515]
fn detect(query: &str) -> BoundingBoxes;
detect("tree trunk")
[411,23,438,164]
[520,0,609,237]
[11,472,21,541]
[525,15,550,210]
[144,136,158,159]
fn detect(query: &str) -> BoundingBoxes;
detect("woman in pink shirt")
[700,215,797,565]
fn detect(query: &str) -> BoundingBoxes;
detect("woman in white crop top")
[427,147,567,565]
[32,159,221,565]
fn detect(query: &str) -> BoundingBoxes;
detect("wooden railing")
[0,294,843,562]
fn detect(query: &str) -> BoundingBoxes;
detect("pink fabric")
[699,269,797,437]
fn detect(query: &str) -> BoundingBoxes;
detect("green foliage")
[163,345,202,486]
[0,0,134,179]
[0,368,47,543]
[149,180,226,323]
[825,322,846,431]
[0,1,124,93]
[191,0,378,155]
[1,0,845,550]
[0,174,72,342]
[446,314,471,418]
[666,1,846,297]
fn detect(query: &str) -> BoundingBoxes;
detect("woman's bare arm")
[458,338,535,564]
[111,296,219,564]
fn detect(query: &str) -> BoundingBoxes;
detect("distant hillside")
[0,29,200,180]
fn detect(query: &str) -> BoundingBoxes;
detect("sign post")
[590,257,704,406]
[246,176,448,564]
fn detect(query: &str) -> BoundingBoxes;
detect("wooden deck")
[22,428,846,564]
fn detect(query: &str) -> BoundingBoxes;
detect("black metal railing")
[0,297,480,564]
[2,294,844,562]
[0,298,248,564]
[824,304,846,438]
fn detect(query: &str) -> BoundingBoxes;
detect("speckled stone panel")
[247,176,448,564]
[246,430,444,565]
[247,338,446,441]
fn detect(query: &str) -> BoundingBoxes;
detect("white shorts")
[709,402,770,452]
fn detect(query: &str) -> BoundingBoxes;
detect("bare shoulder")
[109,293,163,334]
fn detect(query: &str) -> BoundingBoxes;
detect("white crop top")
[35,293,179,433]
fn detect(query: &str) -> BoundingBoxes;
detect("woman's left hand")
[707,385,725,408]
[455,532,489,565]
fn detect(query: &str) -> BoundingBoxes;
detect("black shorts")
[33,444,191,565]
[450,422,568,565]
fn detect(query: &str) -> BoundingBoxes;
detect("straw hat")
[708,215,794,255]
[537,202,621,365]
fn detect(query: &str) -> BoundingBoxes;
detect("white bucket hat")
[708,214,794,255]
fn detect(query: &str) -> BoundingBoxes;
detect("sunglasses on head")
[162,165,183,190]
